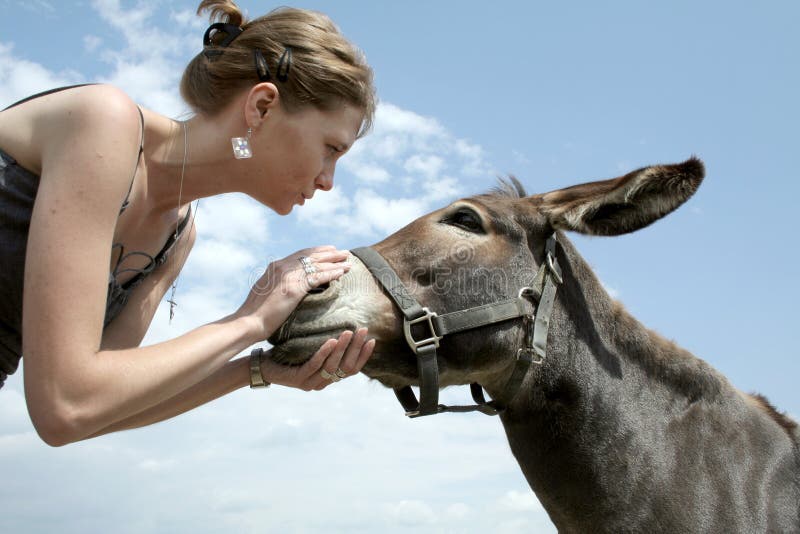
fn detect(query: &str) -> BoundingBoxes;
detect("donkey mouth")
[268,317,425,394]
[268,316,361,365]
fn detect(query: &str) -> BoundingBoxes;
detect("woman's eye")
[444,209,484,233]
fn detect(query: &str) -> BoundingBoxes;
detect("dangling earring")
[231,127,253,159]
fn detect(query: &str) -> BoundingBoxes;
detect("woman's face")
[252,102,364,215]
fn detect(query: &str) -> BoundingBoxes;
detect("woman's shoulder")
[1,84,145,175]
[52,84,143,133]
[3,84,141,124]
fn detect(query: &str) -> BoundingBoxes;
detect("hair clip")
[276,47,292,82]
[254,49,271,81]
[203,22,244,48]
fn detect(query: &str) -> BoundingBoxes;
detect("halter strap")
[350,233,563,418]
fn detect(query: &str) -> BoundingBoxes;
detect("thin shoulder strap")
[1,83,97,111]
[119,106,145,214]
[1,84,144,213]
[135,106,145,154]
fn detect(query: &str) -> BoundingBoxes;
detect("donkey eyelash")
[441,208,485,234]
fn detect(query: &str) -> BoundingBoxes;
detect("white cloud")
[350,161,392,183]
[427,175,461,202]
[355,188,430,234]
[497,489,546,513]
[445,502,471,519]
[375,102,446,138]
[194,194,270,246]
[137,457,176,472]
[298,185,353,224]
[170,8,208,30]
[0,3,558,532]
[12,0,55,14]
[297,185,432,238]
[92,0,153,29]
[185,238,258,290]
[404,153,445,179]
[0,388,31,435]
[454,138,490,176]
[0,431,40,454]
[0,42,81,107]
[385,500,437,525]
[90,0,195,116]
[343,102,493,188]
[83,35,103,53]
[299,100,494,241]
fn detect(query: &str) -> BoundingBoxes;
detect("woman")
[0,1,376,446]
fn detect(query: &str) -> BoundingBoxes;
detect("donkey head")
[269,158,704,397]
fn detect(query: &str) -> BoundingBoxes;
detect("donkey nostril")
[308,282,331,294]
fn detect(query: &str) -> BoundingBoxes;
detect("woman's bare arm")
[20,86,352,446]
[87,332,374,439]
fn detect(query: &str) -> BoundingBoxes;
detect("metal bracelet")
[249,348,271,388]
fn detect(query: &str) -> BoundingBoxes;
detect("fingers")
[304,267,347,291]
[293,338,338,391]
[297,248,351,293]
[296,246,350,264]
[322,330,353,373]
[354,338,375,374]
[263,330,374,392]
[336,328,369,376]
[307,249,350,264]
[298,328,375,391]
[307,330,353,390]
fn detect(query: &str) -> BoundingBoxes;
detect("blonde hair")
[181,1,376,137]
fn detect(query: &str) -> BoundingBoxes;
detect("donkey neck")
[498,233,732,531]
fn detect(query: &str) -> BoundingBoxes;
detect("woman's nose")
[316,166,335,191]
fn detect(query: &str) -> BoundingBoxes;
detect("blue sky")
[1,1,798,532]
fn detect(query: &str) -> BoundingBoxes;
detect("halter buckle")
[517,347,544,365]
[404,307,442,353]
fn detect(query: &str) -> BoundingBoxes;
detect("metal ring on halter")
[298,256,317,275]
[320,368,341,382]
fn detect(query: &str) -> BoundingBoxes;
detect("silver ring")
[334,368,347,379]
[298,256,317,275]
[320,368,341,382]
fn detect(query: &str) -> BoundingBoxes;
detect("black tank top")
[0,85,192,388]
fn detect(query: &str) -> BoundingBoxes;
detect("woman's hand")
[261,328,375,390]
[237,245,351,341]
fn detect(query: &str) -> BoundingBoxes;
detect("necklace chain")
[167,120,197,324]
[176,121,187,238]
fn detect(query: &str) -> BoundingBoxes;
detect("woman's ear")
[244,82,280,128]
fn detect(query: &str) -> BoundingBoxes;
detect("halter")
[350,234,563,417]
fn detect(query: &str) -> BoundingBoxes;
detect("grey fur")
[271,158,800,532]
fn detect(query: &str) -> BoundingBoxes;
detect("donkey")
[269,158,799,533]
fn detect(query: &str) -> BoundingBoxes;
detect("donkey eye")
[443,209,484,233]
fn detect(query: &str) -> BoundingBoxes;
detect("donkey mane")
[488,176,527,199]
[747,392,799,439]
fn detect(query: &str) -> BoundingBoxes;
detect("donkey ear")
[532,157,705,236]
